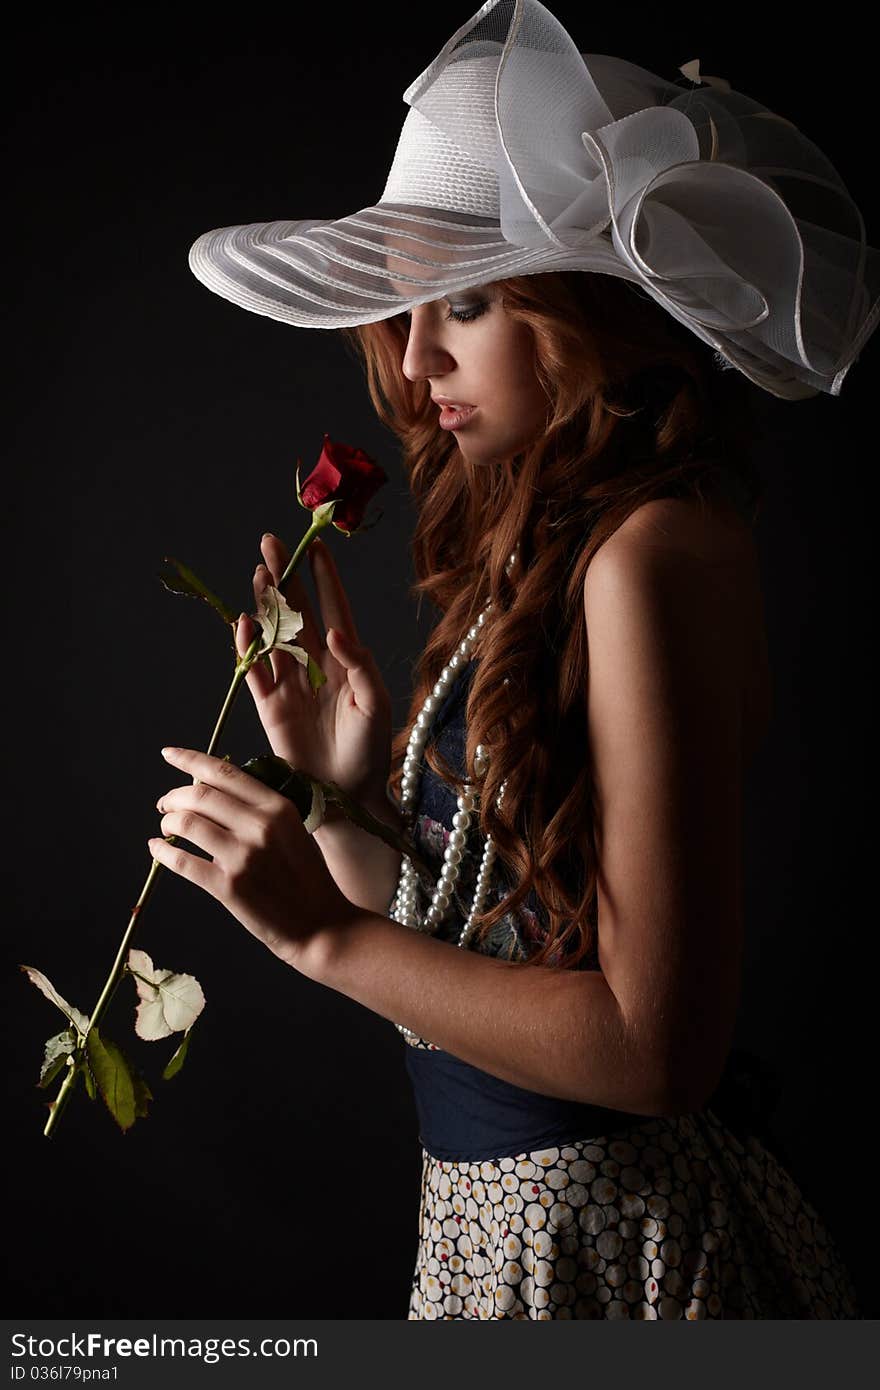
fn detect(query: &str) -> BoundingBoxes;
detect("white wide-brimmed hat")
[188,0,878,401]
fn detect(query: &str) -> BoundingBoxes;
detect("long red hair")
[341,270,766,968]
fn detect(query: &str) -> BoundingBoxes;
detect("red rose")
[297,433,388,537]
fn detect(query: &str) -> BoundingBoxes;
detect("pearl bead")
[390,544,519,1041]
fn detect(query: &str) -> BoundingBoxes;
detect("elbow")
[632,1017,728,1117]
[654,1047,727,1118]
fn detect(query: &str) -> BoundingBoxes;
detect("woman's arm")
[294,498,748,1118]
[306,910,653,1108]
[312,791,404,916]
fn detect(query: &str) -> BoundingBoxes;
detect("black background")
[6,4,876,1319]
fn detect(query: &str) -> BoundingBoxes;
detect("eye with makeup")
[400,299,489,325]
[445,300,488,324]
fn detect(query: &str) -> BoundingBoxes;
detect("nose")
[401,305,456,384]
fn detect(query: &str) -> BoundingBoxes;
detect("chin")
[458,446,498,467]
[456,434,509,467]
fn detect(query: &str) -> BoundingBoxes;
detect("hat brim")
[187,200,631,329]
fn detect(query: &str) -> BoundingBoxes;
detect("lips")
[433,396,475,408]
[436,402,478,430]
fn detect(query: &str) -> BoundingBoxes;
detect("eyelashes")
[445,301,488,324]
[400,300,489,326]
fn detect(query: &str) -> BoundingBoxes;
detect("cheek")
[496,346,545,419]
[499,325,540,386]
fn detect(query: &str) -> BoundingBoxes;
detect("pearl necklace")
[389,548,518,1041]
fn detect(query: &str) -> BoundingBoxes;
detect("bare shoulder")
[584,491,772,758]
[591,491,752,566]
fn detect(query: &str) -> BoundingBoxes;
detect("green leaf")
[241,754,312,819]
[126,948,206,1041]
[38,1028,77,1088]
[132,1072,153,1119]
[85,1027,137,1132]
[20,966,90,1037]
[240,754,326,834]
[157,557,239,625]
[162,1026,194,1081]
[306,653,327,692]
[81,1057,97,1101]
[269,642,327,693]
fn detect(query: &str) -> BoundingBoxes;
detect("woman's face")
[399,282,549,465]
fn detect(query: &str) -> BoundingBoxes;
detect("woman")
[153,2,875,1317]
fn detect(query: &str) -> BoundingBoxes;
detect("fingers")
[236,607,274,702]
[305,538,387,717]
[307,536,362,648]
[324,628,385,720]
[159,747,283,813]
[147,831,221,896]
[155,804,234,862]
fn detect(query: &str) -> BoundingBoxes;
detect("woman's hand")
[237,533,393,808]
[148,746,359,976]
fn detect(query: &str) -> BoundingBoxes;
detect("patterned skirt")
[407,1107,860,1319]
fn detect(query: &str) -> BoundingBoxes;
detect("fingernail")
[262,532,275,542]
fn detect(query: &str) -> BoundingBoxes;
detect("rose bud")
[296,433,388,536]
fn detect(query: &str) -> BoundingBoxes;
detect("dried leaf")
[251,585,327,691]
[303,781,326,835]
[253,584,304,651]
[38,1028,77,1088]
[20,966,90,1037]
[127,948,206,1041]
[272,640,308,666]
